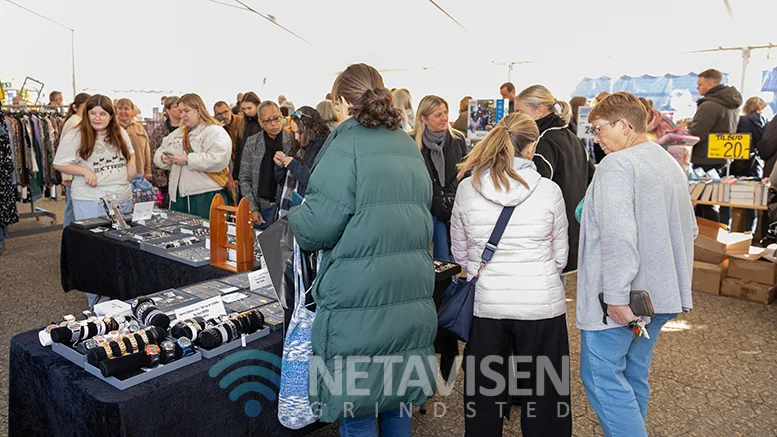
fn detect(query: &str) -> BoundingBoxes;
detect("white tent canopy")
[2,0,776,116]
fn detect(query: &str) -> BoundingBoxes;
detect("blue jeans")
[63,186,75,227]
[580,313,677,437]
[0,226,7,243]
[432,216,451,261]
[339,408,412,437]
[72,198,132,221]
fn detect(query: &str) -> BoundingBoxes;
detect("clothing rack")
[3,105,63,237]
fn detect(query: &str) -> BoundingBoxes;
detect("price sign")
[708,134,751,160]
[577,106,594,140]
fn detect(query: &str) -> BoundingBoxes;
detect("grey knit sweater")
[576,142,698,331]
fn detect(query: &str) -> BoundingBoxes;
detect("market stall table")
[60,225,233,301]
[8,329,325,437]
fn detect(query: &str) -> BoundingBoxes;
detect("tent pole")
[741,47,750,95]
[71,30,76,98]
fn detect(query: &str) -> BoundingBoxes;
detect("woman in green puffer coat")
[287,64,437,436]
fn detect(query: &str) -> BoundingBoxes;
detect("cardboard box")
[694,217,751,263]
[720,278,777,304]
[728,254,777,286]
[692,260,728,295]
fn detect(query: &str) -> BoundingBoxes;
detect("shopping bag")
[278,241,319,429]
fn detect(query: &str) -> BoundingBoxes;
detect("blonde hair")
[457,113,539,191]
[178,93,222,133]
[410,95,462,150]
[743,97,767,115]
[316,100,341,123]
[516,85,572,124]
[116,98,134,110]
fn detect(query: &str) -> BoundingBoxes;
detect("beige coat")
[124,122,152,177]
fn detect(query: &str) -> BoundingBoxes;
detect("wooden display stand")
[209,196,254,272]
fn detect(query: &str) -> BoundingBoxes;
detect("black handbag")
[598,290,655,324]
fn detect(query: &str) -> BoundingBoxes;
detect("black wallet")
[598,290,655,324]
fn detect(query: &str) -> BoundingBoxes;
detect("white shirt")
[54,129,134,202]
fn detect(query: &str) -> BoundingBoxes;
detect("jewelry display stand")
[209,197,254,273]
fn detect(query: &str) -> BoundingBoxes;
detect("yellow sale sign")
[707,133,751,160]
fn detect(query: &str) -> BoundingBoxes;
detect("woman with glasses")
[273,106,329,217]
[153,93,232,219]
[54,94,136,221]
[234,91,263,181]
[149,96,180,208]
[577,92,696,437]
[239,101,292,229]
[116,98,152,181]
[514,85,593,281]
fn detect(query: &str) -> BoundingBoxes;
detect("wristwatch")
[145,344,161,366]
[116,338,128,356]
[101,342,114,359]
[160,340,176,364]
[176,337,194,358]
[126,335,139,353]
[137,329,150,346]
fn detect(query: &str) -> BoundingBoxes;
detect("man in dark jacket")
[689,69,743,168]
[689,69,743,222]
[759,116,777,179]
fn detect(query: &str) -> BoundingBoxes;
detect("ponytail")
[350,88,402,130]
[555,100,572,125]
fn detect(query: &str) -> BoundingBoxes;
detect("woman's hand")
[607,304,639,325]
[169,154,188,166]
[145,173,153,180]
[161,154,173,165]
[273,151,287,167]
[83,169,98,187]
[252,210,265,226]
[282,156,294,167]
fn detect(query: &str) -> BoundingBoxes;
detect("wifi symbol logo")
[209,350,282,418]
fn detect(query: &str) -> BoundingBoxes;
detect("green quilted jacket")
[288,117,437,423]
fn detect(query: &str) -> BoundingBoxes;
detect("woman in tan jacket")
[117,98,152,180]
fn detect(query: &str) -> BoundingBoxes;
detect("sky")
[1,0,776,116]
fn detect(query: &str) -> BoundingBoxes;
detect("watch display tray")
[104,226,169,242]
[70,217,112,229]
[164,246,211,267]
[52,342,87,368]
[152,210,201,223]
[139,234,206,257]
[200,327,269,359]
[84,350,201,390]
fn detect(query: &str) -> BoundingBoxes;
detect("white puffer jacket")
[450,158,569,320]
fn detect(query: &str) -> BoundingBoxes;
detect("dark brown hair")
[78,94,131,161]
[698,69,723,83]
[588,92,648,134]
[290,106,330,162]
[238,91,262,139]
[63,93,91,125]
[569,96,587,122]
[500,82,515,93]
[331,63,402,130]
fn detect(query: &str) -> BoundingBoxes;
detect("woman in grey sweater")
[577,92,697,437]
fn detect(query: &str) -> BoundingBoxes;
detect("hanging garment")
[0,104,20,227]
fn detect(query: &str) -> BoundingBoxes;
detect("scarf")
[182,127,236,203]
[422,128,447,187]
[258,130,284,200]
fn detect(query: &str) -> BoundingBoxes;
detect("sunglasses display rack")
[209,196,254,273]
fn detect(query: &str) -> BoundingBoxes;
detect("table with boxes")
[692,217,777,304]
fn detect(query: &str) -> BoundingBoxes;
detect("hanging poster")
[467,98,508,140]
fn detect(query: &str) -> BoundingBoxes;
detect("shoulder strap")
[477,206,515,275]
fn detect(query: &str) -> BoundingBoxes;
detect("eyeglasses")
[214,109,231,118]
[88,111,111,120]
[261,115,283,125]
[592,120,619,136]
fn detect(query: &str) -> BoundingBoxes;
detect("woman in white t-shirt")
[59,92,91,227]
[54,94,136,221]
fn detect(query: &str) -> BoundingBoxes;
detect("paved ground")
[2,198,776,437]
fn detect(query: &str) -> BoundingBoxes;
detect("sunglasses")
[291,109,312,119]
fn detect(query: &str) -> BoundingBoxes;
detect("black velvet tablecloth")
[8,329,325,437]
[61,226,233,300]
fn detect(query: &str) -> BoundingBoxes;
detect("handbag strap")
[476,206,515,276]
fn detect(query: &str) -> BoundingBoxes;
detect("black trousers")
[463,315,572,437]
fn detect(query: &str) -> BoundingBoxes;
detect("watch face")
[161,340,175,352]
[145,344,161,355]
[84,339,97,350]
[67,322,81,331]
[177,337,192,348]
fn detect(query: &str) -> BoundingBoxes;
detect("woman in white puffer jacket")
[451,113,571,437]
